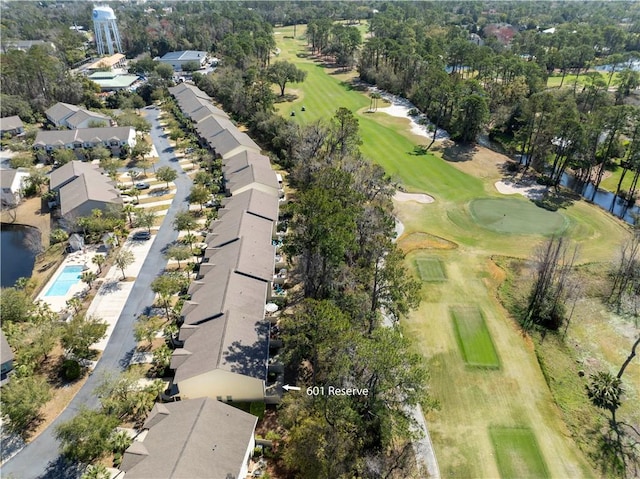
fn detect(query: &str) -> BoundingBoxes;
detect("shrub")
[250,402,266,419]
[22,183,37,197]
[62,359,82,381]
[50,228,69,245]
[536,176,555,186]
[534,198,559,212]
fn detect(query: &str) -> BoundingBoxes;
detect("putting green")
[469,198,567,235]
[415,258,447,282]
[451,305,500,369]
[490,427,551,479]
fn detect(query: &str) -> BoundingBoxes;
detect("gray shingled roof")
[59,172,122,216]
[220,188,279,222]
[222,150,271,177]
[34,126,133,148]
[175,94,214,117]
[189,103,228,123]
[195,115,236,143]
[64,110,110,128]
[202,238,275,284]
[181,266,267,327]
[0,116,24,132]
[173,306,269,383]
[205,209,273,249]
[168,83,211,100]
[208,129,259,158]
[49,161,102,191]
[120,397,257,479]
[225,163,279,195]
[44,102,80,124]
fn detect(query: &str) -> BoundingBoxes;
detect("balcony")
[273,268,287,285]
[274,254,286,268]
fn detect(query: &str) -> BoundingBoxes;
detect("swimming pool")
[44,265,84,297]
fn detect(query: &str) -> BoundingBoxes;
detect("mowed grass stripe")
[451,305,500,368]
[415,258,447,282]
[490,427,551,479]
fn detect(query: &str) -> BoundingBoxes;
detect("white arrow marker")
[282,384,301,392]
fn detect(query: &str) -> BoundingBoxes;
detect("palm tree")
[109,430,132,455]
[66,297,82,314]
[128,169,140,186]
[81,464,110,479]
[369,92,382,112]
[586,371,623,424]
[81,271,97,290]
[123,204,136,226]
[173,210,198,252]
[92,254,106,274]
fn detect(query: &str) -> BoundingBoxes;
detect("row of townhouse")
[33,126,136,161]
[119,83,283,478]
[166,82,283,404]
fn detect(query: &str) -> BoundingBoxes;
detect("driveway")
[0,106,193,479]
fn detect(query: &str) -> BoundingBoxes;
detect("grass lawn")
[546,70,619,89]
[415,258,447,282]
[469,198,568,235]
[451,305,500,368]
[490,427,551,479]
[600,162,634,193]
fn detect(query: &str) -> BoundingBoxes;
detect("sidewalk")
[88,237,156,352]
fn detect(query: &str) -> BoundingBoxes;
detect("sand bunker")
[371,87,450,141]
[495,180,548,200]
[394,219,404,240]
[394,191,435,204]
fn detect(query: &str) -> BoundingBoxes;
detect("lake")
[0,225,42,288]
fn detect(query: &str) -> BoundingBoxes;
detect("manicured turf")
[415,258,447,281]
[469,198,568,235]
[600,161,633,194]
[275,25,605,478]
[490,427,551,479]
[450,305,500,368]
[273,25,485,202]
[546,70,619,89]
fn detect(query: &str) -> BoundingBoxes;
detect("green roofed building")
[87,71,141,92]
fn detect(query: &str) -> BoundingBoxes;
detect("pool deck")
[36,247,102,312]
[89,236,155,352]
[34,235,156,354]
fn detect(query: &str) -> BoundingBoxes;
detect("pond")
[0,224,42,288]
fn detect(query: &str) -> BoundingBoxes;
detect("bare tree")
[608,230,640,312]
[524,237,579,331]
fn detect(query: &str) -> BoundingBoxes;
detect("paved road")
[1,106,192,479]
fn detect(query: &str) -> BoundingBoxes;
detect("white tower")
[92,6,123,56]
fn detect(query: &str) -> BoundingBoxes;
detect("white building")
[158,50,207,71]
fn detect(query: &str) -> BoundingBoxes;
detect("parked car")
[135,182,150,190]
[132,231,151,241]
